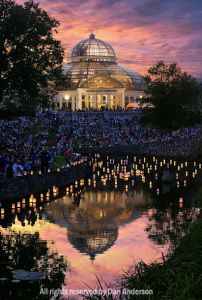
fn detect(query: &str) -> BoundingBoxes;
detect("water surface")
[0,156,201,299]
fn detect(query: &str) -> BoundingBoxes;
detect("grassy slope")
[51,155,67,171]
[123,217,202,300]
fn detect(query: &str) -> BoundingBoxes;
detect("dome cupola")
[68,33,117,63]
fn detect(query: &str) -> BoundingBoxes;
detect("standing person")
[5,163,14,179]
[40,149,50,173]
[49,148,56,163]
[64,147,73,163]
[13,160,24,177]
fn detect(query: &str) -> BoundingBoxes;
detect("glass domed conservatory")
[56,33,146,110]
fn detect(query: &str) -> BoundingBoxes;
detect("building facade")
[56,33,146,110]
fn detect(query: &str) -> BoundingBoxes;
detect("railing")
[64,110,140,120]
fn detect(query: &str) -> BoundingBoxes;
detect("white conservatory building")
[56,33,146,110]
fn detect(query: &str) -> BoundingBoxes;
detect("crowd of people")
[0,110,201,178]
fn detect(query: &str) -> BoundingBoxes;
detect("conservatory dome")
[57,33,146,110]
[69,33,117,63]
[63,34,146,91]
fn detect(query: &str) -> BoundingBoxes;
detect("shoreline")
[75,142,202,159]
[1,151,202,201]
[0,164,87,201]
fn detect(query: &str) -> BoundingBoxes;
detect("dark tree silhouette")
[0,0,65,116]
[139,61,201,129]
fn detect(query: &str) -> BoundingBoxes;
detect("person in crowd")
[0,109,201,180]
[40,149,50,173]
[5,162,13,179]
[12,160,24,177]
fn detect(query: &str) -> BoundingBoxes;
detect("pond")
[0,155,201,299]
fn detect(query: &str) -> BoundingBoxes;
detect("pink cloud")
[15,0,202,78]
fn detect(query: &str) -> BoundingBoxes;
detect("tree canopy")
[139,61,201,129]
[0,0,65,116]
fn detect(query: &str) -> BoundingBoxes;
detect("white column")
[78,92,82,110]
[86,94,89,110]
[121,93,125,109]
[93,94,96,109]
[60,96,63,109]
[72,96,75,111]
[115,95,117,109]
[107,94,110,109]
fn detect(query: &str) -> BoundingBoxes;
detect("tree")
[0,0,65,116]
[139,61,201,129]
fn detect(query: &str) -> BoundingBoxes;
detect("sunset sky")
[17,0,202,78]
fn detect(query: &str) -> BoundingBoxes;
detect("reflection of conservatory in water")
[45,190,149,260]
[56,33,146,110]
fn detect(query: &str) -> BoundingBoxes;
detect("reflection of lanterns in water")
[46,192,50,201]
[80,179,85,186]
[149,181,152,189]
[179,197,183,208]
[124,173,129,181]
